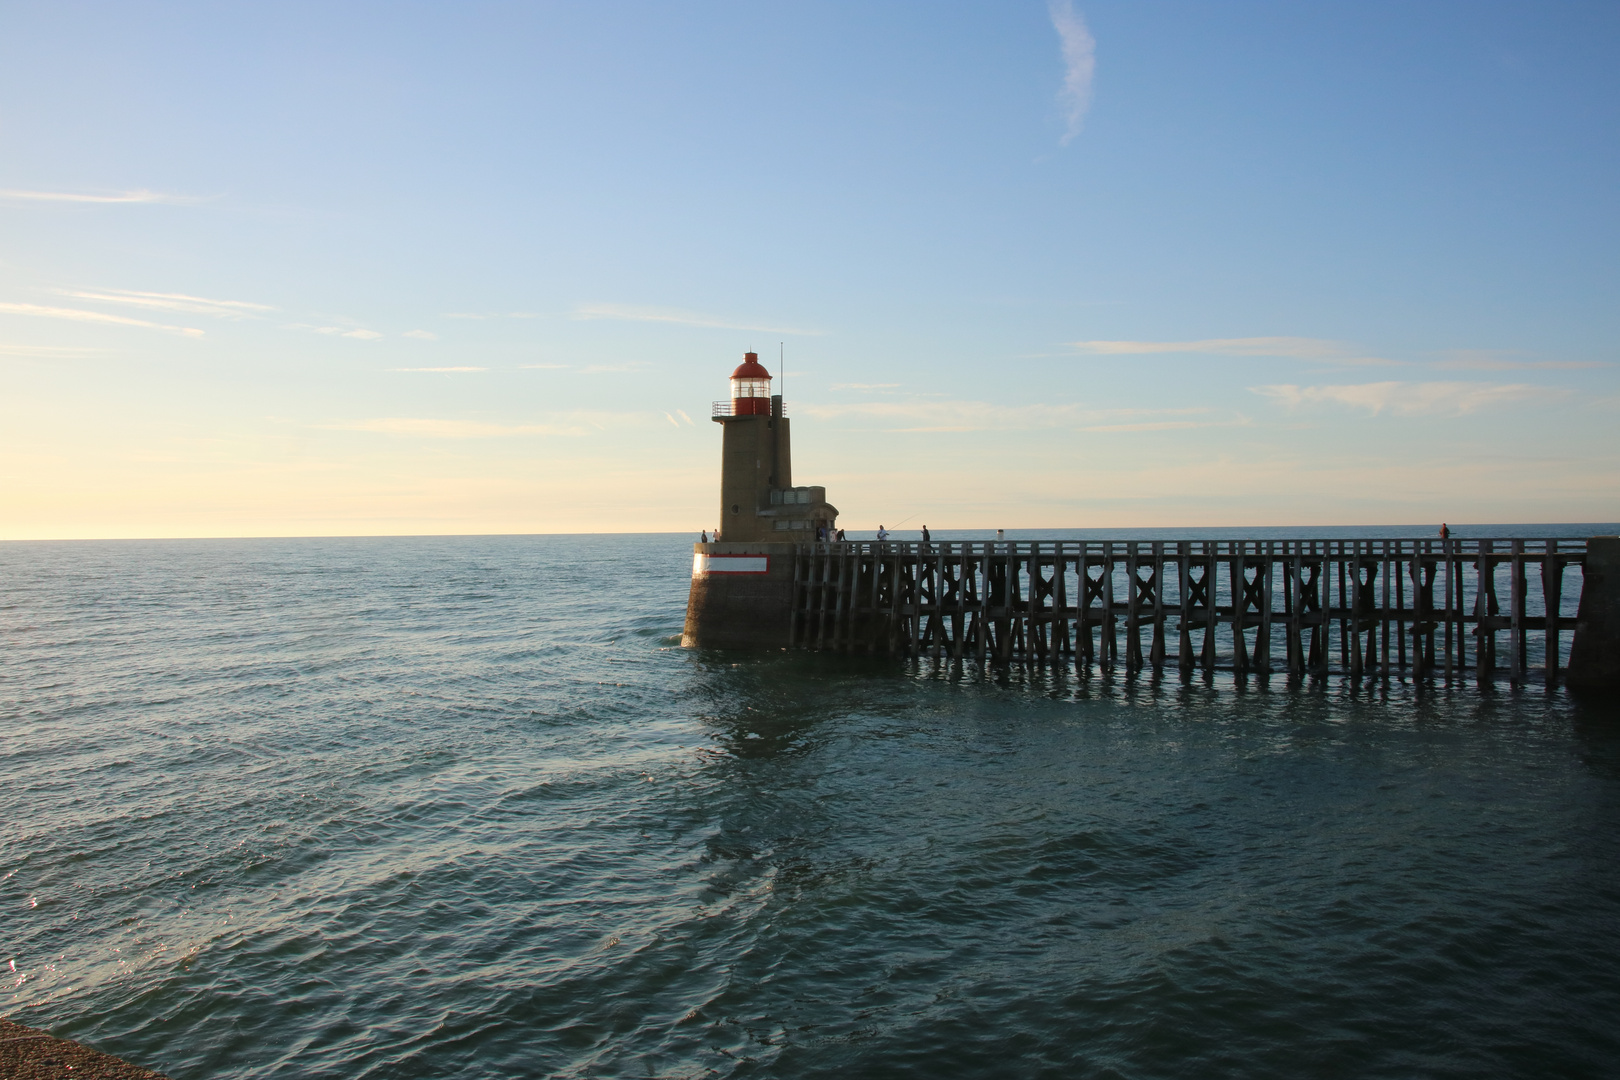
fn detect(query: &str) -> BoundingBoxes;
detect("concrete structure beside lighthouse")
[682,352,838,648]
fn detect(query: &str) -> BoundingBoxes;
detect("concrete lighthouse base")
[682,542,798,650]
[1569,536,1620,694]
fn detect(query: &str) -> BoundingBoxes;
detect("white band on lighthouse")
[693,554,769,576]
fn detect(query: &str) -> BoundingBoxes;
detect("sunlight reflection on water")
[3,533,1619,1078]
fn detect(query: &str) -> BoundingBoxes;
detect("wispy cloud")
[575,302,823,336]
[664,412,682,428]
[519,363,569,370]
[803,398,1077,432]
[1079,417,1249,433]
[442,312,540,320]
[62,288,274,320]
[1049,0,1096,144]
[0,188,198,204]
[579,361,650,374]
[402,329,438,340]
[1252,380,1568,416]
[330,417,587,438]
[1079,420,1201,433]
[390,366,487,373]
[1074,406,1242,433]
[0,301,203,336]
[675,408,694,426]
[288,323,382,340]
[1071,336,1398,365]
[804,398,1242,434]
[1431,349,1607,372]
[0,343,108,357]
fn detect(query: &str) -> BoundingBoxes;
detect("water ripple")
[3,535,1619,1078]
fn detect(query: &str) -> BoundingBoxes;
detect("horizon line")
[4,522,1615,544]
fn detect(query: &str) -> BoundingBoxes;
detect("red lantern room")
[729,352,772,416]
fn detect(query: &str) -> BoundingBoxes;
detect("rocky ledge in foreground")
[0,1017,171,1080]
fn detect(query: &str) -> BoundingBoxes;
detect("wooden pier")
[788,538,1591,685]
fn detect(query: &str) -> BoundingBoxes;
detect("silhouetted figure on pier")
[1439,523,1450,540]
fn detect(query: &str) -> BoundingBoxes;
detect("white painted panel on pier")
[693,554,769,576]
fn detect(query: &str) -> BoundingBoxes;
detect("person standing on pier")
[701,530,708,543]
[876,524,889,542]
[1439,523,1450,540]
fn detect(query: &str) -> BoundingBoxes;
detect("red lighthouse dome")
[729,352,772,415]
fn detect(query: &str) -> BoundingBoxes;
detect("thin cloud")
[805,398,1231,433]
[1049,0,1096,144]
[579,361,650,374]
[1080,420,1200,433]
[1252,380,1568,416]
[402,329,438,340]
[0,343,108,357]
[575,302,823,336]
[63,288,274,320]
[675,408,694,426]
[331,418,587,438]
[0,188,198,204]
[1079,418,1250,433]
[804,399,1089,432]
[288,323,382,340]
[1071,336,1398,365]
[664,412,681,428]
[390,366,487,373]
[1432,349,1607,372]
[519,363,569,370]
[442,312,540,320]
[1084,405,1208,419]
[0,301,203,337]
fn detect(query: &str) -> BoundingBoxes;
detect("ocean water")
[4,531,1619,1079]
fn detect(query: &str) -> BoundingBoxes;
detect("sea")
[4,527,1619,1079]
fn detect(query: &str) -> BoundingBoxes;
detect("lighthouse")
[683,352,839,648]
[713,352,837,542]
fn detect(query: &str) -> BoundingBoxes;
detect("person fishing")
[876,524,889,542]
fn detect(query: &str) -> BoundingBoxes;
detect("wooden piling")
[780,536,1592,686]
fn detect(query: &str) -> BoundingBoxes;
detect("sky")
[2,0,1617,539]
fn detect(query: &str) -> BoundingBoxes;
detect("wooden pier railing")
[788,538,1588,685]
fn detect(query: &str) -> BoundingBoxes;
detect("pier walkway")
[789,537,1589,685]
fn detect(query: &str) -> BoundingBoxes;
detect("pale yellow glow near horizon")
[5,424,1613,540]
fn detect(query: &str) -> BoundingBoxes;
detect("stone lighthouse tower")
[682,352,839,648]
[714,352,837,542]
